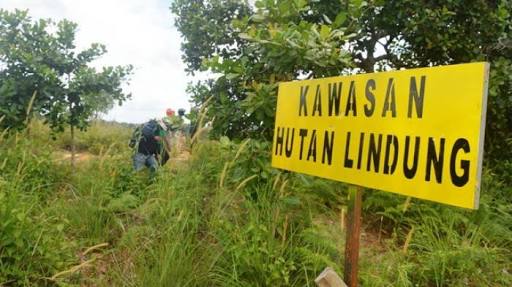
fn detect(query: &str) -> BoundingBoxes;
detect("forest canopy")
[171,0,512,164]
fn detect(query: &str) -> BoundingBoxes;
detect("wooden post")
[344,185,363,287]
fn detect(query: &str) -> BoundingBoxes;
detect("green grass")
[1,121,511,286]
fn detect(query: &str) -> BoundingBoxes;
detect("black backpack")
[129,120,159,148]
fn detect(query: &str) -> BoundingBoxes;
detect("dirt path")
[54,150,95,163]
[54,146,190,167]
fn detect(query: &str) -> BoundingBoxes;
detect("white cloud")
[2,0,195,123]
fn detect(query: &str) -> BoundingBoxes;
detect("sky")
[1,0,195,124]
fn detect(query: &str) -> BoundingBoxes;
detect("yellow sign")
[272,62,489,209]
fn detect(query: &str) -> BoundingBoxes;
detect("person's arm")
[156,128,172,154]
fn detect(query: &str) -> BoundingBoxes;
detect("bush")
[0,134,74,286]
[56,120,132,155]
[1,123,510,286]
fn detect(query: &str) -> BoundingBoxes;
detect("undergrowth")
[0,121,510,286]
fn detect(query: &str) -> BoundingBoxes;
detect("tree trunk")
[70,125,76,168]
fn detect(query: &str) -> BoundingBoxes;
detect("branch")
[352,53,364,62]
[48,257,97,281]
[374,54,391,62]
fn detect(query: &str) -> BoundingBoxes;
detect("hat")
[166,108,175,117]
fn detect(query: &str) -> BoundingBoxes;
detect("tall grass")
[0,127,74,286]
[1,120,511,286]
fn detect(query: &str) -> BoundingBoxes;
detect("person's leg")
[133,153,146,171]
[146,155,159,174]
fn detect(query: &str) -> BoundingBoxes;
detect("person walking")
[130,118,172,175]
[164,108,185,151]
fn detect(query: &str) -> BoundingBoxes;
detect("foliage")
[122,138,344,286]
[172,0,512,162]
[0,134,73,286]
[366,0,512,166]
[0,133,66,196]
[0,9,132,135]
[172,0,353,139]
[56,120,134,155]
[125,137,511,286]
[171,0,252,74]
[0,190,73,286]
[0,121,511,285]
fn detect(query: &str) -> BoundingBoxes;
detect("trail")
[54,150,95,163]
[169,134,191,163]
[59,137,193,286]
[53,135,191,165]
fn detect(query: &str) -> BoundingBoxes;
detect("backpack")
[141,119,159,138]
[129,120,159,148]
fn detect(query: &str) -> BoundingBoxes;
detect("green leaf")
[226,73,239,80]
[334,12,347,27]
[239,33,253,40]
[319,25,331,40]
[250,14,265,23]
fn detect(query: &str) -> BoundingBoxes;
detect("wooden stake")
[344,185,363,287]
[315,267,347,287]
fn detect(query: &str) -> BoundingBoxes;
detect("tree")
[172,0,512,162]
[171,0,253,74]
[368,0,512,163]
[172,0,353,139]
[0,9,132,165]
[0,9,61,130]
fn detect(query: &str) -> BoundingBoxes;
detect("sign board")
[271,62,489,209]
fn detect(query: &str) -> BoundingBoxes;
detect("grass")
[0,120,511,286]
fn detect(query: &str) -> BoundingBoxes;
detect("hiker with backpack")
[129,117,174,174]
